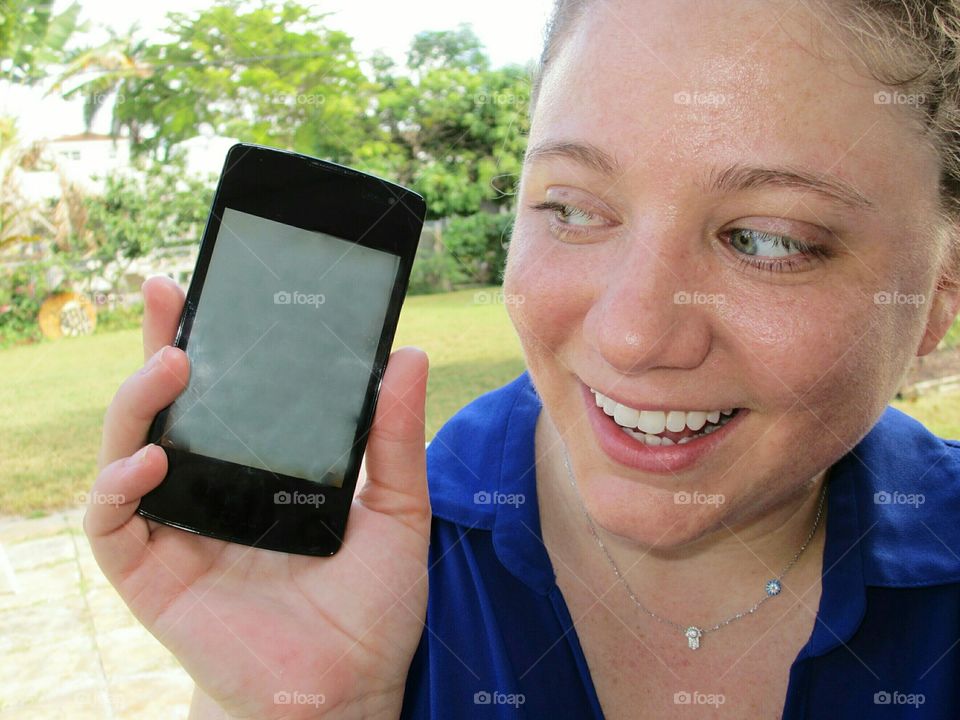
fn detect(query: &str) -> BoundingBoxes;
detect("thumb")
[356,346,430,528]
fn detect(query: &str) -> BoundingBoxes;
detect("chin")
[579,471,734,550]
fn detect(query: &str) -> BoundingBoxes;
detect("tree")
[58,157,212,298]
[0,0,81,83]
[111,0,373,162]
[48,28,153,138]
[407,24,489,75]
[442,211,514,285]
[370,30,531,219]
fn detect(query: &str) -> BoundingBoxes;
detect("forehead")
[530,0,936,205]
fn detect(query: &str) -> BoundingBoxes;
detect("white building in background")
[48,132,132,187]
[18,132,133,201]
[19,132,238,201]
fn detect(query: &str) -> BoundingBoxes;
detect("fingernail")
[145,346,168,372]
[128,445,152,466]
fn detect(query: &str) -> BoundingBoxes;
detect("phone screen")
[158,207,401,487]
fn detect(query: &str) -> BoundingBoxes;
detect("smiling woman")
[432,0,960,717]
[83,1,960,719]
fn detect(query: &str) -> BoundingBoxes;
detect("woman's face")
[503,0,955,546]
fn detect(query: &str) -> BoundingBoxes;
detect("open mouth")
[590,387,743,447]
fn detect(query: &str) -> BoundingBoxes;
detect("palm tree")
[0,0,82,84]
[47,28,153,140]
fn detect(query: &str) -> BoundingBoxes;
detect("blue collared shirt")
[400,371,960,718]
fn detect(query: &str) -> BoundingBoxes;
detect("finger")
[142,275,185,361]
[84,444,170,580]
[357,347,430,531]
[84,444,166,539]
[98,346,190,471]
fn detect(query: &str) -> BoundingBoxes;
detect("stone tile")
[0,634,102,708]
[0,687,110,719]
[7,534,75,572]
[0,594,89,654]
[0,512,73,546]
[0,507,194,718]
[0,561,81,612]
[110,672,193,719]
[98,625,182,680]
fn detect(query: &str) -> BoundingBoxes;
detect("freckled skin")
[503,0,959,549]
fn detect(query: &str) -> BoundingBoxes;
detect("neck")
[536,409,829,629]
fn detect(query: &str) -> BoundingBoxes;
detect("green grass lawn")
[1,286,956,516]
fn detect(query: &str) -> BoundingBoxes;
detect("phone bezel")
[136,143,425,556]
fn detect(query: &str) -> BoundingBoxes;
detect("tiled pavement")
[0,509,194,719]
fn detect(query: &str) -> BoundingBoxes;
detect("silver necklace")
[561,449,828,650]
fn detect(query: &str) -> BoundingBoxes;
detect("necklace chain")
[561,449,828,649]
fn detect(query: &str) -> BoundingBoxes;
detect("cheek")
[503,219,592,365]
[715,278,906,442]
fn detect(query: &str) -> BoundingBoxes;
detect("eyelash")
[529,200,835,274]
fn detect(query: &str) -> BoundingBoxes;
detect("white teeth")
[684,410,707,432]
[621,413,733,446]
[592,387,737,435]
[638,410,667,435]
[613,404,640,428]
[622,427,666,446]
[665,410,687,433]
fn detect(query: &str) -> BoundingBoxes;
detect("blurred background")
[0,0,957,716]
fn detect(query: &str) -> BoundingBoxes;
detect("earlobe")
[916,274,960,357]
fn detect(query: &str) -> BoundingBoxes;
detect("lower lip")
[580,382,749,475]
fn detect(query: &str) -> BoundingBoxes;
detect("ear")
[916,260,960,357]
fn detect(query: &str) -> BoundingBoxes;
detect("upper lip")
[585,381,743,413]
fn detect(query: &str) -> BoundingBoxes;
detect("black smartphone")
[136,143,425,556]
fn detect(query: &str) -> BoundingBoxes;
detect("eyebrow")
[525,140,624,177]
[524,139,878,212]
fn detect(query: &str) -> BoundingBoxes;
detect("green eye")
[723,227,833,274]
[728,229,802,257]
[537,201,604,226]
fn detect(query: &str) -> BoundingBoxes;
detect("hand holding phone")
[84,141,430,720]
[86,277,431,720]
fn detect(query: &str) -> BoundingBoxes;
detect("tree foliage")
[0,0,81,83]
[49,28,153,137]
[407,24,489,74]
[58,157,212,296]
[56,3,531,221]
[113,1,373,163]
[442,211,514,285]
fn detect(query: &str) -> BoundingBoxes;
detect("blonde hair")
[530,0,960,285]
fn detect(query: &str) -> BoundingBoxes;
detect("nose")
[584,227,714,375]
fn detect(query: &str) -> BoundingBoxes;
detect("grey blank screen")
[161,207,401,486]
